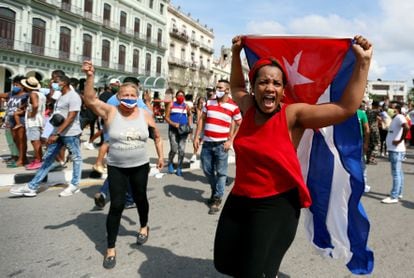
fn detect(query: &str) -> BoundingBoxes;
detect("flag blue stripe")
[307,131,334,249]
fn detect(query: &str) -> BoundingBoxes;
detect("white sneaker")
[398,194,403,199]
[364,185,371,193]
[59,184,80,197]
[10,184,37,197]
[83,142,95,150]
[190,154,197,163]
[381,197,399,204]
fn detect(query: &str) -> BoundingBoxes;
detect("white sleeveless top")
[107,108,149,168]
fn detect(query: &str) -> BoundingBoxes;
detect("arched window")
[133,49,140,73]
[134,18,140,36]
[118,45,126,71]
[146,23,152,42]
[145,53,151,75]
[102,39,110,67]
[169,43,175,57]
[157,28,162,47]
[103,4,111,27]
[59,26,71,60]
[0,7,16,49]
[120,11,126,33]
[31,18,45,55]
[156,57,162,75]
[83,34,92,60]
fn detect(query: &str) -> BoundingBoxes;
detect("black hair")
[55,75,70,86]
[217,79,230,84]
[12,75,25,83]
[176,89,185,96]
[69,77,79,88]
[123,76,140,86]
[51,70,65,78]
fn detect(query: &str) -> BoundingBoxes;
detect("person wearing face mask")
[10,74,83,197]
[165,90,193,176]
[81,61,164,269]
[0,75,26,166]
[193,80,242,215]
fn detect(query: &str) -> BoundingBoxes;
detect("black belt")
[203,141,226,146]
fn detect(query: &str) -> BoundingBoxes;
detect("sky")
[170,0,414,84]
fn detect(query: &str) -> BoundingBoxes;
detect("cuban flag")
[243,36,374,275]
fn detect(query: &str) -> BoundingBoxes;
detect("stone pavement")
[0,125,235,187]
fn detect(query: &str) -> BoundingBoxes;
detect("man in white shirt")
[381,104,409,204]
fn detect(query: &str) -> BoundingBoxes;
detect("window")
[59,26,71,60]
[84,0,93,13]
[133,49,140,73]
[191,30,195,39]
[84,0,93,18]
[103,4,111,26]
[169,43,175,57]
[102,39,110,67]
[156,57,161,75]
[181,48,185,60]
[82,34,92,60]
[134,18,140,36]
[118,45,126,70]
[146,23,152,42]
[157,28,162,47]
[0,7,15,49]
[160,3,164,14]
[191,52,195,62]
[145,53,151,75]
[149,0,154,9]
[120,11,126,33]
[171,18,177,31]
[62,0,71,11]
[31,18,45,55]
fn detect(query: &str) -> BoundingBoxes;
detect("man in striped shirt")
[194,80,242,214]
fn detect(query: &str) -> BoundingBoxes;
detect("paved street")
[1,124,414,277]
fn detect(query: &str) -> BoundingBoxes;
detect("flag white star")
[282,51,314,87]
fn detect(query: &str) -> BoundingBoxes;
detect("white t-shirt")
[386,114,407,152]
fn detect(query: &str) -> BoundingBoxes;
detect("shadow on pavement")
[163,184,208,204]
[134,245,221,278]
[44,211,137,256]
[134,245,291,278]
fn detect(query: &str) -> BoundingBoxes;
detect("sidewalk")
[0,127,235,187]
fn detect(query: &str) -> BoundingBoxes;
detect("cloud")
[246,20,286,34]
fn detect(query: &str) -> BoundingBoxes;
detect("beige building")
[167,4,214,98]
[0,0,168,93]
[366,80,408,103]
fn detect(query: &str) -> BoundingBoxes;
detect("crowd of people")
[1,33,412,275]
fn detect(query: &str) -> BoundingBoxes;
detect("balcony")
[0,38,14,50]
[168,57,189,68]
[190,39,200,47]
[169,28,189,42]
[190,62,198,71]
[200,43,214,54]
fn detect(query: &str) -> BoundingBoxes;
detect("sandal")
[136,227,149,245]
[103,254,116,269]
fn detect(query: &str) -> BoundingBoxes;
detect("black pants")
[214,189,300,278]
[106,163,150,248]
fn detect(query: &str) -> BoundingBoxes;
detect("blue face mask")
[120,98,137,109]
[51,82,62,91]
[11,86,21,95]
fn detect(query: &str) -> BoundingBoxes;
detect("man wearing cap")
[10,74,83,197]
[21,77,46,170]
[193,80,242,214]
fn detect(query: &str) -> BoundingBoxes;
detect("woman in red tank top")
[214,35,373,277]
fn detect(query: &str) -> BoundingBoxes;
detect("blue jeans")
[200,141,228,198]
[100,177,134,205]
[388,151,405,199]
[168,128,188,167]
[28,135,82,190]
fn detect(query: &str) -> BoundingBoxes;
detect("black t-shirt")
[99,91,114,103]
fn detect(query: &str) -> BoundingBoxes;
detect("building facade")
[366,80,408,103]
[167,4,214,98]
[0,0,168,93]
